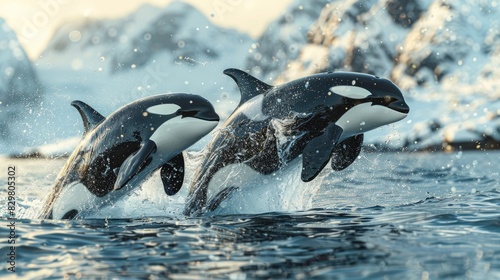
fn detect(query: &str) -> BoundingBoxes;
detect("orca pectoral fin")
[301,124,343,182]
[331,134,364,171]
[114,140,156,190]
[71,100,105,136]
[160,153,185,196]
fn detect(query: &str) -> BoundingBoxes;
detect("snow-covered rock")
[393,0,500,151]
[245,0,331,82]
[247,0,500,151]
[0,18,42,150]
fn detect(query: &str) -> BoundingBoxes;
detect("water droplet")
[71,59,83,70]
[352,80,356,85]
[68,30,81,42]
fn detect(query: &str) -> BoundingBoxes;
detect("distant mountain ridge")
[40,1,251,73]
[0,18,42,142]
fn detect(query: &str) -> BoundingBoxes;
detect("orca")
[40,93,219,219]
[179,68,409,216]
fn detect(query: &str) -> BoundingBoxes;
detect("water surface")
[1,152,499,279]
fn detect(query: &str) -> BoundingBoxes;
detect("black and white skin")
[40,93,219,219]
[181,68,410,216]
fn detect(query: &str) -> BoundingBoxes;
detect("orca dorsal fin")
[223,68,273,107]
[71,100,105,136]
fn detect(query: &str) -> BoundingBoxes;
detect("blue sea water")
[0,151,500,279]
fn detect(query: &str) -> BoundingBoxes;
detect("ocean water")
[1,151,500,279]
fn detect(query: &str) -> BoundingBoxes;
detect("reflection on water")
[0,152,500,279]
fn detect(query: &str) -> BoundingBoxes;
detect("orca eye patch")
[146,104,181,115]
[329,85,371,99]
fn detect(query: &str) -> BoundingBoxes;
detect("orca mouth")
[389,100,410,114]
[179,108,219,122]
[368,96,409,114]
[196,110,220,122]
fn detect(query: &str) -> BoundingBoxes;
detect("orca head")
[326,72,409,138]
[114,94,219,191]
[146,94,220,152]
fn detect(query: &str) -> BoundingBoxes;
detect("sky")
[0,0,292,59]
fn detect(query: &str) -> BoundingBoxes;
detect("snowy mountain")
[40,2,250,73]
[0,18,42,145]
[246,0,500,151]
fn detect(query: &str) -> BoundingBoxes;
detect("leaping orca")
[178,68,409,216]
[40,93,219,219]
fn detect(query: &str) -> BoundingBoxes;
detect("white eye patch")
[329,85,371,99]
[146,104,181,115]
